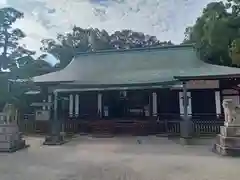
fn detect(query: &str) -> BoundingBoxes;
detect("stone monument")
[0,103,28,152]
[213,99,240,156]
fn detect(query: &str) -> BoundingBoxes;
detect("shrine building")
[30,44,240,137]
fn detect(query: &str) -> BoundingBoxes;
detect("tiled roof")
[33,44,240,87]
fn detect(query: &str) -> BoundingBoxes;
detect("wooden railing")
[64,120,79,133]
[20,113,224,137]
[191,114,224,136]
[20,113,49,134]
[153,120,181,135]
[19,114,35,133]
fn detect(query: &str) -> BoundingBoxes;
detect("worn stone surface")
[214,99,240,156]
[216,134,240,148]
[220,126,240,137]
[43,134,65,145]
[180,120,194,138]
[213,143,240,156]
[0,124,27,152]
[0,136,240,180]
[214,125,240,156]
[179,137,193,145]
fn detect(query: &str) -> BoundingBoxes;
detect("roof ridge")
[75,44,195,57]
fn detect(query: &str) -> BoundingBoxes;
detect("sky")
[0,0,217,59]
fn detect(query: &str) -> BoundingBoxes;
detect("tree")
[41,26,173,69]
[0,7,35,70]
[0,8,54,110]
[183,2,233,65]
[9,55,54,79]
[109,29,172,49]
[183,1,240,66]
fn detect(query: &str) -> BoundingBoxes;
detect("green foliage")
[41,27,173,69]
[183,1,240,66]
[0,7,35,70]
[9,56,53,79]
[0,8,54,109]
[0,73,9,106]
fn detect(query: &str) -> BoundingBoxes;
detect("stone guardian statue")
[2,103,18,124]
[222,99,240,126]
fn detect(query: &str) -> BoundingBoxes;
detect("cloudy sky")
[0,0,217,55]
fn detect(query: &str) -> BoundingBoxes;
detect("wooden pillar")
[97,93,102,117]
[187,92,192,116]
[179,91,184,116]
[75,94,79,117]
[41,86,48,110]
[52,91,58,134]
[215,91,221,117]
[179,91,192,116]
[47,94,52,110]
[69,94,74,117]
[180,81,193,144]
[42,100,46,110]
[44,91,64,145]
[152,92,157,116]
[183,82,188,119]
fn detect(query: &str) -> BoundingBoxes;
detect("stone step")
[216,134,240,148]
[0,140,28,153]
[0,125,18,134]
[0,141,16,149]
[213,143,240,156]
[0,124,27,153]
[220,126,240,137]
[0,133,20,142]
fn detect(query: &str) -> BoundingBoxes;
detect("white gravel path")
[0,136,239,180]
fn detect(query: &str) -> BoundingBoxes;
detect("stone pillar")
[180,81,193,145]
[75,94,79,117]
[152,92,158,116]
[43,91,65,145]
[97,93,102,117]
[69,94,74,117]
[215,91,221,117]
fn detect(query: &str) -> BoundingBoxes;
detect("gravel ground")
[0,136,239,180]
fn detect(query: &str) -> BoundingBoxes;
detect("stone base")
[79,132,88,136]
[91,133,114,138]
[180,137,193,145]
[220,126,240,137]
[180,120,194,138]
[0,124,29,153]
[213,143,240,156]
[156,134,168,137]
[0,140,29,153]
[216,134,240,148]
[43,134,65,145]
[213,125,240,156]
[224,122,240,127]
